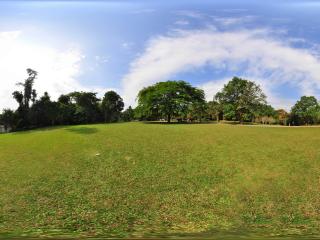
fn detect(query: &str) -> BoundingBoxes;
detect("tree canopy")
[290,96,320,125]
[215,77,267,122]
[137,80,205,123]
[101,91,124,123]
[2,69,320,132]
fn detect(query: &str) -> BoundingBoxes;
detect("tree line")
[135,77,320,126]
[0,69,131,132]
[1,69,320,132]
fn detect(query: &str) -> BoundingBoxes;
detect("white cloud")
[212,16,256,26]
[0,31,100,109]
[174,20,190,26]
[175,10,205,19]
[198,78,229,101]
[122,28,320,109]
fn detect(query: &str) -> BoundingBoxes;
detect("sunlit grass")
[0,122,320,238]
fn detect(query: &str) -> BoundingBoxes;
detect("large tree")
[101,91,124,123]
[56,94,76,125]
[29,92,58,127]
[12,68,38,128]
[69,92,101,124]
[215,77,266,123]
[137,80,205,123]
[290,96,320,125]
[16,68,38,109]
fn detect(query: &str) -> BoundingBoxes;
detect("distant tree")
[254,104,276,124]
[207,100,223,121]
[215,77,266,123]
[137,81,205,123]
[188,102,207,122]
[12,91,24,109]
[30,92,58,127]
[11,69,38,129]
[69,92,101,124]
[290,96,320,125]
[276,109,289,125]
[121,106,135,122]
[56,94,76,125]
[101,91,124,122]
[0,109,16,131]
[16,68,38,109]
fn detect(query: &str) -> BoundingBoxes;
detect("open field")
[1,123,320,238]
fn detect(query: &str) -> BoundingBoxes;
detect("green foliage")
[222,103,237,121]
[69,91,101,124]
[29,92,59,127]
[0,109,16,131]
[6,69,126,131]
[188,101,208,122]
[121,106,135,122]
[56,94,76,125]
[137,80,205,123]
[4,71,320,130]
[290,96,320,125]
[216,77,266,122]
[207,100,223,121]
[253,104,277,124]
[101,91,124,122]
[15,68,38,109]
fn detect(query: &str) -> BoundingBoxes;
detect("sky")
[1,0,320,110]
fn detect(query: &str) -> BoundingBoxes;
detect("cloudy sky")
[1,0,320,110]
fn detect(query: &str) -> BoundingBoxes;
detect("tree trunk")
[167,114,171,123]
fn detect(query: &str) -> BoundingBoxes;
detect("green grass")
[1,122,320,238]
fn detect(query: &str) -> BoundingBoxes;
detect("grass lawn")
[1,122,320,238]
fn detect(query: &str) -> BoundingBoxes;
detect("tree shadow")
[65,126,98,134]
[143,121,218,125]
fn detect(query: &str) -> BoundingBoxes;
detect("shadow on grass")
[143,121,264,126]
[143,121,219,125]
[65,127,98,134]
[11,125,67,135]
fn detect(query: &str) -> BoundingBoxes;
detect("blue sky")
[1,0,320,110]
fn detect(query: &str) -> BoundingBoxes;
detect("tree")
[121,106,135,122]
[0,109,16,131]
[222,104,237,121]
[276,109,289,125]
[12,91,24,108]
[30,92,59,127]
[207,100,223,121]
[69,92,101,124]
[290,96,320,125]
[16,68,38,109]
[11,69,38,129]
[137,81,205,123]
[254,104,276,124]
[101,91,124,122]
[56,94,76,125]
[188,102,207,122]
[215,77,266,123]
